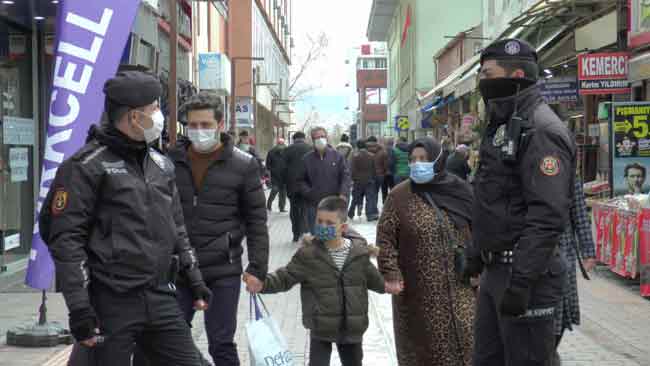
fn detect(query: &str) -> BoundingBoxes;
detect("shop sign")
[2,116,34,146]
[458,115,476,141]
[9,147,29,182]
[2,233,20,252]
[610,102,650,196]
[198,53,229,92]
[578,52,630,95]
[236,97,253,128]
[537,77,578,103]
[394,115,410,132]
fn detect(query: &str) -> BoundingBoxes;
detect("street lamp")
[230,56,264,133]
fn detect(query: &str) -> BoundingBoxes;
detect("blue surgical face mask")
[409,146,443,184]
[314,224,338,242]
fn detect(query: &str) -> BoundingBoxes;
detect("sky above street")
[291,0,373,132]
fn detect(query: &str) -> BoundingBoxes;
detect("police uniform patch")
[504,40,521,55]
[51,189,68,215]
[493,125,506,147]
[540,156,560,176]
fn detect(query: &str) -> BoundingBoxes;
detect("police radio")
[501,84,523,162]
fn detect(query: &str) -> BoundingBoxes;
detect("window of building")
[376,58,387,69]
[366,88,388,104]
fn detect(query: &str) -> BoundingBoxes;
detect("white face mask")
[188,128,219,153]
[314,137,327,150]
[136,110,165,143]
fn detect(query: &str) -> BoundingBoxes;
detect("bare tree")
[289,32,329,101]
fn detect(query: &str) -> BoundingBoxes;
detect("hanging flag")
[401,4,412,47]
[25,0,141,290]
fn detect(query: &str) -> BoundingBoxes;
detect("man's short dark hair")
[495,59,539,81]
[179,91,223,123]
[340,134,349,142]
[293,131,306,140]
[317,196,348,223]
[367,136,378,143]
[356,140,366,149]
[239,130,249,137]
[625,163,647,178]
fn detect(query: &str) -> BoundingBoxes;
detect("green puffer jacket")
[261,230,385,343]
[393,142,410,178]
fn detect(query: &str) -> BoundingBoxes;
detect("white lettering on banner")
[53,57,93,94]
[58,36,104,63]
[66,9,114,37]
[49,90,80,127]
[34,7,113,236]
[264,351,293,366]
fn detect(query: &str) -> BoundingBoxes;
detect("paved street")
[1,204,649,365]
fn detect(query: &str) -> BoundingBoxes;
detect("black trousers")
[289,194,308,239]
[473,254,566,366]
[267,181,287,211]
[309,339,363,366]
[88,281,200,366]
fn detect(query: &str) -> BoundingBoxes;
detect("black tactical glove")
[463,255,484,279]
[191,282,213,304]
[500,277,531,317]
[69,307,99,342]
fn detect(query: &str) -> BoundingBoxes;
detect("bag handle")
[250,294,270,321]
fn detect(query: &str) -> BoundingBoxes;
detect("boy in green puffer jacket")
[260,196,401,366]
[391,136,411,185]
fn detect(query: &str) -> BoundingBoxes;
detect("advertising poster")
[630,0,650,48]
[610,103,650,196]
[537,77,579,104]
[236,97,253,129]
[578,52,630,95]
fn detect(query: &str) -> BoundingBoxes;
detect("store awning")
[419,54,480,102]
[367,0,399,41]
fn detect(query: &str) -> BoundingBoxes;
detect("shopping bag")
[246,294,294,366]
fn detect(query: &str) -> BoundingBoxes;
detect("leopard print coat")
[377,181,475,366]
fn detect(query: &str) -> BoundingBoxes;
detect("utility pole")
[168,0,178,146]
[229,56,264,134]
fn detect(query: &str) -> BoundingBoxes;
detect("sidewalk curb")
[42,345,72,366]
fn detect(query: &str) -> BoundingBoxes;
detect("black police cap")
[480,38,538,65]
[103,70,162,108]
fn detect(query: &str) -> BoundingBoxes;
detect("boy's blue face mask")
[314,224,338,242]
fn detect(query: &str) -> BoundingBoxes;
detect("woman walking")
[377,137,476,366]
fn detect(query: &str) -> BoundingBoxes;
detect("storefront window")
[0,21,34,270]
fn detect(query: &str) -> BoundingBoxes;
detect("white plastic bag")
[246,294,294,366]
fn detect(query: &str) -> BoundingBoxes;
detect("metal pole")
[253,67,257,139]
[169,0,178,146]
[230,59,237,133]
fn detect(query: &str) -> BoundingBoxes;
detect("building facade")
[356,44,388,138]
[367,0,481,139]
[229,0,292,157]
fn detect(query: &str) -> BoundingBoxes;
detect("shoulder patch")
[51,188,68,215]
[540,156,560,176]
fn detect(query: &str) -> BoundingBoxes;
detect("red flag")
[401,5,412,47]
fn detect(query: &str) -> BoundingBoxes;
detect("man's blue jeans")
[177,276,242,366]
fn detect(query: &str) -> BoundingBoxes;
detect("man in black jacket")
[299,126,352,234]
[168,92,269,366]
[266,138,288,212]
[446,144,472,180]
[284,131,313,242]
[39,71,211,366]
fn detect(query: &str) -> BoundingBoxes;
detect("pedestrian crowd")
[42,38,595,366]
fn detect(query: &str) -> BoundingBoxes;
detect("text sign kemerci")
[578,52,630,95]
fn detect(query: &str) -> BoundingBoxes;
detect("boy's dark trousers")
[309,339,363,366]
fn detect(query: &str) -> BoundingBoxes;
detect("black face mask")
[478,78,536,101]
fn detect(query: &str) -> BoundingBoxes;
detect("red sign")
[578,52,630,95]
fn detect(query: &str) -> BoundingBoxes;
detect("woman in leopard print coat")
[377,137,476,366]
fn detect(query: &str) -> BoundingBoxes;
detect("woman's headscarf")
[408,137,474,229]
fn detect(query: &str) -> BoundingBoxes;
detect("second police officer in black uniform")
[39,70,212,365]
[465,39,576,365]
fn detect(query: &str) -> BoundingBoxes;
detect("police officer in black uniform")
[40,70,212,365]
[465,39,576,365]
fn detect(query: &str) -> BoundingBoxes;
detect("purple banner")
[25,0,140,289]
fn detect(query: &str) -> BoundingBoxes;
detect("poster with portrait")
[610,102,650,196]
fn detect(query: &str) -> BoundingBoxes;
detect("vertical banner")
[611,103,650,196]
[639,209,650,297]
[25,0,141,289]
